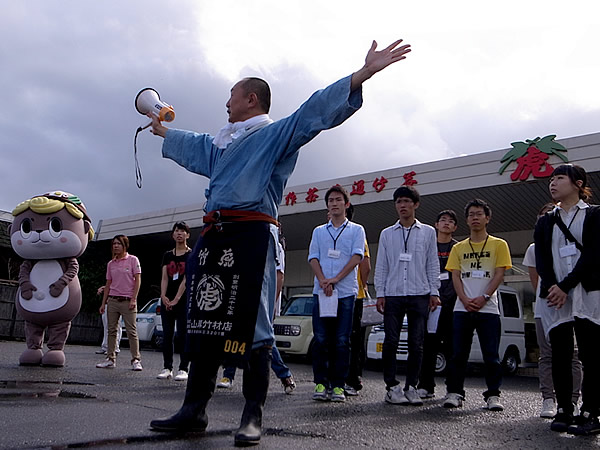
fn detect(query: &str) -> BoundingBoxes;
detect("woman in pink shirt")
[96,235,143,370]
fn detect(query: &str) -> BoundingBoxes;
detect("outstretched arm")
[351,39,411,92]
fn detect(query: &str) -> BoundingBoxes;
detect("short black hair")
[242,77,271,113]
[464,199,491,218]
[393,186,420,203]
[325,185,350,204]
[436,209,458,224]
[172,221,190,233]
[552,164,592,201]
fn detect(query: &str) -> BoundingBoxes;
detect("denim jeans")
[446,311,502,400]
[312,294,355,389]
[382,295,429,389]
[550,318,599,416]
[161,303,190,372]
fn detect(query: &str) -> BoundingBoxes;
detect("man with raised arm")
[148,39,411,447]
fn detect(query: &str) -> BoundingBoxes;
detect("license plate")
[376,342,383,353]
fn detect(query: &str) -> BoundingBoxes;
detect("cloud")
[2,0,600,229]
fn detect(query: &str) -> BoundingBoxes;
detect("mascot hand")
[21,281,37,300]
[49,279,68,297]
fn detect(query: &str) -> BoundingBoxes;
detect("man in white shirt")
[375,186,440,405]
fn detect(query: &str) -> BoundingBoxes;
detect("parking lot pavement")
[0,340,597,449]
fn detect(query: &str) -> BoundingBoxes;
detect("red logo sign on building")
[499,135,568,181]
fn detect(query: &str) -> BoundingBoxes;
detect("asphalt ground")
[0,340,598,449]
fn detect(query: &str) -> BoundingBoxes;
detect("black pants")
[418,303,454,393]
[347,297,367,388]
[161,304,190,372]
[550,318,600,416]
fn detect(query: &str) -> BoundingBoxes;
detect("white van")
[366,285,526,375]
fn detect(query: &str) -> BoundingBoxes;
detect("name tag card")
[472,270,485,279]
[439,272,449,281]
[399,253,412,262]
[318,289,338,317]
[427,306,441,333]
[327,249,341,259]
[559,244,577,258]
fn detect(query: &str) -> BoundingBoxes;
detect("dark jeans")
[382,295,429,389]
[446,311,502,400]
[550,318,600,416]
[347,296,367,389]
[418,303,454,393]
[161,304,190,372]
[312,294,355,389]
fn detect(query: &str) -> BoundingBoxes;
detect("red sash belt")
[201,209,279,235]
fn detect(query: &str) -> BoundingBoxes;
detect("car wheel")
[502,348,520,375]
[435,352,447,374]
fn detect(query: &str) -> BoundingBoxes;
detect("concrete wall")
[0,281,103,344]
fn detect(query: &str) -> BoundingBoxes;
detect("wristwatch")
[483,294,491,302]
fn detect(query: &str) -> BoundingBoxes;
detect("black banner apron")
[185,221,270,365]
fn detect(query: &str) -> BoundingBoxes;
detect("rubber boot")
[150,359,219,432]
[234,347,272,446]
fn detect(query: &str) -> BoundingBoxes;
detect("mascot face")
[11,191,93,260]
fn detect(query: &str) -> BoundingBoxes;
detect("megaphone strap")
[133,125,144,189]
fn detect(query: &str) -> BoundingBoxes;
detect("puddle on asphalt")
[0,380,97,399]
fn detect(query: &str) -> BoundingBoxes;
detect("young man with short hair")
[309,185,365,403]
[417,209,458,399]
[375,186,440,406]
[443,199,512,411]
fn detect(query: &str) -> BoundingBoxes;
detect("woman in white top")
[523,203,581,419]
[534,164,600,436]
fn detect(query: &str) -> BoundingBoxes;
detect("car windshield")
[139,300,158,314]
[282,296,314,316]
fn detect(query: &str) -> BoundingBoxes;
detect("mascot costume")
[10,191,93,367]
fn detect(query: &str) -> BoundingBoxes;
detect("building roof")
[94,131,600,254]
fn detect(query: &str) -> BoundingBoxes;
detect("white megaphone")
[135,88,175,122]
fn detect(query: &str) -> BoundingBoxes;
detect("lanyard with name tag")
[328,249,341,259]
[439,272,449,280]
[559,244,577,258]
[471,270,485,278]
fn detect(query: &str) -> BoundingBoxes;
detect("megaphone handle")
[138,121,152,132]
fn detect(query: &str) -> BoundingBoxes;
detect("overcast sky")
[2,1,599,228]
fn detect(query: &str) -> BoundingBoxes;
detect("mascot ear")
[84,221,91,235]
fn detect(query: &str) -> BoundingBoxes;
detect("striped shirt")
[374,219,440,298]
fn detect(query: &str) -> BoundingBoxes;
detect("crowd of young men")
[139,36,599,444]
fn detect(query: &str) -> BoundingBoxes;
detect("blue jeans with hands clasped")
[312,294,355,389]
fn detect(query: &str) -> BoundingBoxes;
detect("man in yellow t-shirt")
[442,199,512,412]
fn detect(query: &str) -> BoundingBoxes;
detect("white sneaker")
[132,360,143,371]
[486,395,503,411]
[443,393,463,408]
[217,377,232,388]
[96,359,115,369]
[417,388,435,399]
[385,385,409,405]
[174,370,188,381]
[157,368,172,379]
[540,398,557,418]
[404,386,424,406]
